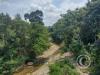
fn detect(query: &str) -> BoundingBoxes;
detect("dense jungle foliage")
[49,0,100,75]
[0,0,100,75]
[0,10,50,75]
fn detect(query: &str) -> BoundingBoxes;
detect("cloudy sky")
[0,0,88,26]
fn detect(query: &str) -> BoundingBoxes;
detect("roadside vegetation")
[0,0,100,75]
[49,0,100,75]
[0,10,50,75]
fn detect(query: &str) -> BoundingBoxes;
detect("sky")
[0,0,88,26]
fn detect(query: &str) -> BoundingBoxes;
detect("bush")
[49,59,79,75]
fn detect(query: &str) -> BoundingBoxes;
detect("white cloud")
[60,0,88,13]
[28,0,61,26]
[0,0,88,26]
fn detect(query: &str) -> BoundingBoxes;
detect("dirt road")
[76,66,89,75]
[14,43,61,75]
[30,44,72,75]
[14,43,88,75]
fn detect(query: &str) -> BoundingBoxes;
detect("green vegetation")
[0,10,50,75]
[0,0,100,75]
[50,0,100,75]
[49,59,79,75]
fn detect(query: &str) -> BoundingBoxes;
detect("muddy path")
[14,43,88,75]
[14,43,61,75]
